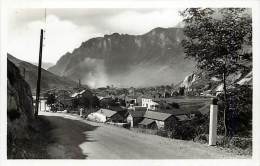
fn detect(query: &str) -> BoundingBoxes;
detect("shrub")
[170,102,180,109]
[170,113,209,140]
[194,134,208,144]
[217,85,252,137]
[229,137,252,150]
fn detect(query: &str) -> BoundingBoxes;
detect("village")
[35,81,213,138]
[5,7,253,160]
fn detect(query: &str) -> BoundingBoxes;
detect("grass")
[163,96,212,114]
[8,116,54,159]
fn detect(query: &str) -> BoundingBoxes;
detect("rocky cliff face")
[179,69,252,94]
[48,27,196,88]
[7,59,34,140]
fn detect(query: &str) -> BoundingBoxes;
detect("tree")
[181,8,252,137]
[46,93,56,106]
[78,95,100,109]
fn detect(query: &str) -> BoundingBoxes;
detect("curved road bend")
[40,111,246,159]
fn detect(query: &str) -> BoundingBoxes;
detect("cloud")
[8,8,183,63]
[8,14,102,63]
[104,9,183,35]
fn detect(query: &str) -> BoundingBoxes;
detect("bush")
[194,134,208,144]
[170,102,180,109]
[217,85,252,137]
[171,123,195,140]
[229,137,252,150]
[170,113,209,140]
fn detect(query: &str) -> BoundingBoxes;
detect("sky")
[7,8,184,64]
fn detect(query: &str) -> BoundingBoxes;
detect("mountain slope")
[32,62,54,70]
[48,27,196,88]
[8,54,77,92]
[179,68,252,96]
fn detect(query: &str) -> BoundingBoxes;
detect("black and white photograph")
[1,0,260,165]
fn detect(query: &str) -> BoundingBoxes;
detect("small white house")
[87,108,123,123]
[88,111,107,122]
[141,98,159,110]
[33,95,50,111]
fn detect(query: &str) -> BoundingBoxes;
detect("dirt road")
[40,111,245,159]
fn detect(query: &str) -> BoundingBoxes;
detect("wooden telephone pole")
[35,29,44,117]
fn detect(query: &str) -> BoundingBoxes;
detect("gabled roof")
[97,109,117,118]
[144,110,172,121]
[71,90,86,97]
[139,118,155,126]
[70,89,92,98]
[128,110,146,118]
[175,115,191,121]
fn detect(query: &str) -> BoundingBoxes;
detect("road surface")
[40,111,245,159]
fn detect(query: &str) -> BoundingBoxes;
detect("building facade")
[141,98,159,110]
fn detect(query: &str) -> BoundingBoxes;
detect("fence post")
[209,98,218,146]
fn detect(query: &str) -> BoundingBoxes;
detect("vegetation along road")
[41,111,246,159]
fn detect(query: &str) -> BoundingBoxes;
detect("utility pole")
[35,29,44,117]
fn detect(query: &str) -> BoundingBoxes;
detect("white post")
[80,108,83,117]
[209,98,218,146]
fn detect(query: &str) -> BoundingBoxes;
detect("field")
[163,96,212,114]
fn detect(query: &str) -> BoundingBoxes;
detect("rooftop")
[71,89,86,98]
[144,110,172,121]
[128,110,146,118]
[97,109,117,118]
[175,115,191,121]
[139,118,155,126]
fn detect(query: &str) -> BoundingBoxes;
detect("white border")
[1,0,260,166]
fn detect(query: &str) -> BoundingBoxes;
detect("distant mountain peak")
[48,27,195,88]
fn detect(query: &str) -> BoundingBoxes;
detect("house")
[127,105,193,130]
[70,89,99,110]
[141,97,159,110]
[88,108,124,123]
[143,110,177,130]
[33,95,50,111]
[125,96,137,107]
[155,107,196,122]
[138,118,157,129]
[127,108,146,127]
[71,89,90,98]
[109,105,128,120]
[128,106,147,111]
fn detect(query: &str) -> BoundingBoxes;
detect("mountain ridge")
[8,53,78,92]
[48,27,196,88]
